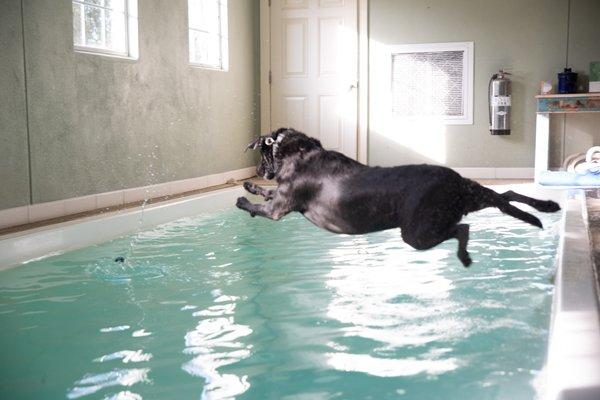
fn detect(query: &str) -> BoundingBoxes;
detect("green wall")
[0,0,259,209]
[0,0,30,209]
[368,0,600,168]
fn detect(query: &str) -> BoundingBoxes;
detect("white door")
[270,0,358,159]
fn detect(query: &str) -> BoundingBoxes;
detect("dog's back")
[333,164,469,234]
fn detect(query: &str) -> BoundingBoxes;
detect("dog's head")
[246,127,322,180]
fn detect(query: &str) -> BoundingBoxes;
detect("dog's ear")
[276,133,322,159]
[245,137,263,152]
[296,136,322,156]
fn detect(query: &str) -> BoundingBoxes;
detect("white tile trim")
[0,166,256,229]
[0,206,29,228]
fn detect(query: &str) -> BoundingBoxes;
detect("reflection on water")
[182,290,252,400]
[67,368,150,399]
[0,207,559,400]
[326,352,458,377]
[325,235,462,377]
[94,350,153,363]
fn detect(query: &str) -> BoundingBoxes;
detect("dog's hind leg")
[500,190,560,213]
[243,182,275,200]
[454,224,472,267]
[466,184,548,228]
[496,202,543,228]
[402,223,472,267]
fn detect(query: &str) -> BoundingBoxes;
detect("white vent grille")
[388,42,473,124]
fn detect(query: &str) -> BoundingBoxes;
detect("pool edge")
[543,190,600,400]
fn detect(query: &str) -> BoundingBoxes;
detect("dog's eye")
[265,137,275,146]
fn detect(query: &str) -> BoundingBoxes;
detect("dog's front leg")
[236,196,290,220]
[243,181,275,200]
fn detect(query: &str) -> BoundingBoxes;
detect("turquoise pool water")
[0,206,559,400]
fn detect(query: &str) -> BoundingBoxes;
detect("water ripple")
[67,368,150,399]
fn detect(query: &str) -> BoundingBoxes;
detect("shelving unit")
[534,92,600,186]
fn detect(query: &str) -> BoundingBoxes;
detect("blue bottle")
[558,68,578,94]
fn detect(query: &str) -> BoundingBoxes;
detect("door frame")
[259,0,369,164]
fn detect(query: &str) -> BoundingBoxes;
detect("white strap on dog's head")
[265,133,286,156]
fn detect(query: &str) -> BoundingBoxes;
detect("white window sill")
[189,62,228,72]
[74,46,138,61]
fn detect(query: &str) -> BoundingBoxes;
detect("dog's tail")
[466,181,560,229]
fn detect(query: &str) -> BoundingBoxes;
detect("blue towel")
[538,170,600,186]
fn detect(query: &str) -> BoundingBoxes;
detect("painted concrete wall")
[368,0,600,168]
[0,1,30,209]
[0,0,259,209]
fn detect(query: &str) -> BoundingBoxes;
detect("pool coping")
[543,189,600,400]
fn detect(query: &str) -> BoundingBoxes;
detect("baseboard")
[0,166,256,229]
[453,167,534,179]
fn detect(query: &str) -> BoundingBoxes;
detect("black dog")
[236,128,560,266]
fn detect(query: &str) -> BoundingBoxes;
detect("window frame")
[187,0,229,71]
[72,0,139,59]
[387,41,474,125]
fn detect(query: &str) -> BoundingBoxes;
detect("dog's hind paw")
[539,200,561,213]
[458,251,472,267]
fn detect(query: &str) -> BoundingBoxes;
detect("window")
[389,42,473,124]
[72,0,138,59]
[188,0,228,70]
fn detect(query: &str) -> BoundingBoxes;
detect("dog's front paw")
[243,181,256,193]
[236,196,251,209]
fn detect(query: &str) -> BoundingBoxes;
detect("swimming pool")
[0,190,560,400]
